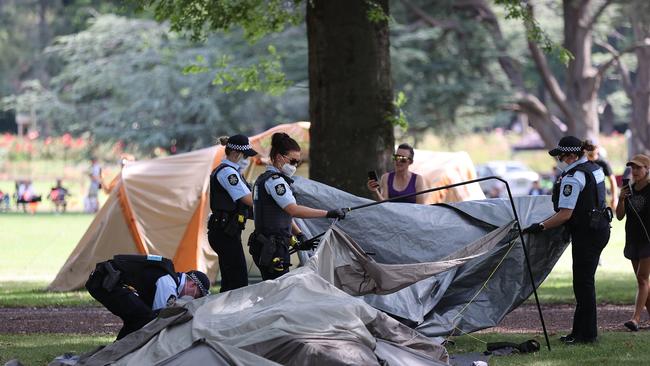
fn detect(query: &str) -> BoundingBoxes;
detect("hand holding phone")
[367,171,380,192]
[367,171,378,181]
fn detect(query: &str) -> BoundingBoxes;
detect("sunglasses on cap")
[393,154,412,163]
[283,155,301,166]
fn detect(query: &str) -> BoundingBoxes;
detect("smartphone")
[622,178,630,189]
[367,171,378,181]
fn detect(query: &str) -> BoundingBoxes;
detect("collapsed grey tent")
[71,177,567,365]
[292,177,568,336]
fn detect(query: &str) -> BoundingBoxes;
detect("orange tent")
[48,122,482,290]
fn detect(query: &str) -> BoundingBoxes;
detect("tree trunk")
[627,6,650,156]
[307,0,394,197]
[562,0,600,141]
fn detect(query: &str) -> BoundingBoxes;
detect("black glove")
[326,208,347,220]
[522,223,544,234]
[297,235,321,251]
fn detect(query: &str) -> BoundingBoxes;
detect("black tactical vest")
[552,161,607,229]
[209,163,250,215]
[253,170,294,237]
[111,254,179,308]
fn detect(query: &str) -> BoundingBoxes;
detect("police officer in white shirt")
[524,136,611,344]
[208,134,257,292]
[250,132,346,280]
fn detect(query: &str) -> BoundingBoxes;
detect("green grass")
[0,333,112,365]
[447,332,650,366]
[0,282,97,307]
[0,213,93,281]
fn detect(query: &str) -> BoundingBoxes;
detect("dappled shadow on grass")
[0,333,111,365]
[0,282,97,307]
[448,332,650,366]
[533,271,637,304]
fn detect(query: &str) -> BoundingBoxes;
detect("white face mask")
[281,163,297,177]
[238,157,250,171]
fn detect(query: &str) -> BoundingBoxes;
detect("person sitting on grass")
[49,179,70,214]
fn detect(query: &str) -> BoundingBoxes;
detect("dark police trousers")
[249,232,291,280]
[85,270,156,340]
[208,224,248,292]
[570,225,610,341]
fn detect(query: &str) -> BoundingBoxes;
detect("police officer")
[250,132,347,280]
[85,255,210,340]
[524,136,611,344]
[208,134,257,292]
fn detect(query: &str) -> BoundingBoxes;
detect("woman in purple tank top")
[366,143,427,204]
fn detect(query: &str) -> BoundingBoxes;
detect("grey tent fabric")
[153,339,281,366]
[292,177,569,336]
[308,223,516,296]
[107,270,449,365]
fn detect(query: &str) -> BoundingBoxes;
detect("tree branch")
[595,39,649,79]
[399,0,459,30]
[527,40,574,126]
[585,0,613,32]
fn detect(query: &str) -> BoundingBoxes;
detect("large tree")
[135,0,395,196]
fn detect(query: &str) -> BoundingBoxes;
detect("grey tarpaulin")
[291,177,569,336]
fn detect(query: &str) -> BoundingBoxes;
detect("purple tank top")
[387,172,418,203]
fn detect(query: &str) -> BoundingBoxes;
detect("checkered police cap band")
[226,142,253,152]
[557,146,582,153]
[187,272,210,297]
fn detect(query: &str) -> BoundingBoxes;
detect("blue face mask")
[557,160,569,171]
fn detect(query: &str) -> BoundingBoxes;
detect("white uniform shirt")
[263,166,296,209]
[215,159,250,202]
[152,273,185,311]
[558,157,605,210]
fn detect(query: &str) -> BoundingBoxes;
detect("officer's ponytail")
[270,133,300,163]
[578,139,596,157]
[218,136,234,155]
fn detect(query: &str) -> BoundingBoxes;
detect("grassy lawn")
[0,333,112,365]
[448,332,650,366]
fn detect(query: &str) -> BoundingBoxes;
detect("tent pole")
[501,180,552,351]
[338,176,552,351]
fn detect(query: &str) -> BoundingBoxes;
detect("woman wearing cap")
[616,154,650,332]
[367,143,427,204]
[208,134,257,292]
[250,132,347,280]
[523,136,611,344]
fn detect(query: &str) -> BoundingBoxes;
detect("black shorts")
[624,241,650,260]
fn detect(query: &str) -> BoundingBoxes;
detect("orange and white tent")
[48,122,483,291]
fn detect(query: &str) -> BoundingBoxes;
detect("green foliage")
[22,14,309,153]
[134,0,303,43]
[186,45,292,95]
[387,91,409,130]
[390,1,512,135]
[495,0,573,65]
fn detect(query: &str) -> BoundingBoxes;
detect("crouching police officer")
[250,132,347,280]
[208,135,257,292]
[524,136,611,344]
[85,254,210,340]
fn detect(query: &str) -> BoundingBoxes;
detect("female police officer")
[524,136,611,344]
[208,134,257,292]
[250,132,346,280]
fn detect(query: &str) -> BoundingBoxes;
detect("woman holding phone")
[616,154,650,331]
[366,143,427,204]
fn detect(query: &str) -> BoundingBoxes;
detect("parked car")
[475,161,540,197]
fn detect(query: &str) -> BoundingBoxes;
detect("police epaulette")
[271,173,281,179]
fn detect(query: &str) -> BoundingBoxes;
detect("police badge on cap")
[226,134,258,157]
